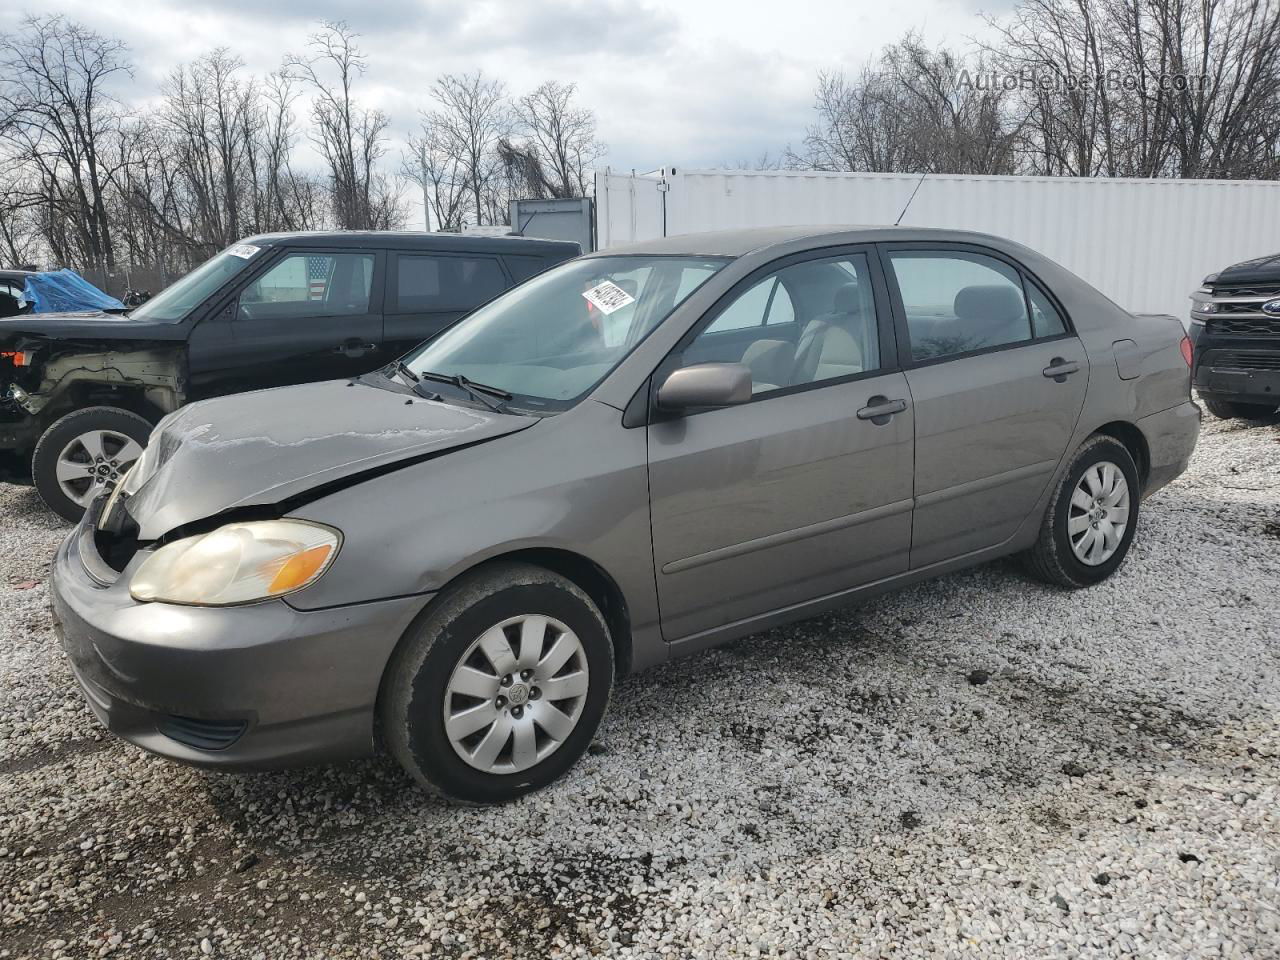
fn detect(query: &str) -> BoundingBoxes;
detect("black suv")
[1189,253,1280,421]
[1,232,579,519]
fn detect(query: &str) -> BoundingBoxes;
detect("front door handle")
[856,396,908,425]
[1043,358,1080,382]
[336,339,378,358]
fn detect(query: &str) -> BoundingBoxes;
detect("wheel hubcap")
[1068,461,1130,566]
[442,614,590,774]
[54,430,145,507]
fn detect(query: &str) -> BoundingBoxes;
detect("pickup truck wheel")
[1202,397,1277,421]
[31,406,153,522]
[1022,435,1140,589]
[380,562,613,804]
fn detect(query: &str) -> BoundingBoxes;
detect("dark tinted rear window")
[504,255,550,283]
[392,254,507,313]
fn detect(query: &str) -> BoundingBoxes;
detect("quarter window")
[679,255,879,395]
[1027,281,1068,337]
[887,251,1032,361]
[393,255,507,313]
[239,253,374,319]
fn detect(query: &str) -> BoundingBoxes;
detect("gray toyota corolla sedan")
[52,227,1199,803]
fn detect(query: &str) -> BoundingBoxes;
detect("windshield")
[129,243,264,322]
[402,255,728,410]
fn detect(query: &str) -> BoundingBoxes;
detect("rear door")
[880,244,1088,568]
[647,248,915,641]
[227,249,383,390]
[383,252,509,356]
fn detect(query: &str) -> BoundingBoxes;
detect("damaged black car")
[1,231,579,520]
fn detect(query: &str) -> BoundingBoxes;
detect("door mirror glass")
[657,363,753,412]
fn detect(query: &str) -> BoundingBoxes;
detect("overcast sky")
[23,0,1010,227]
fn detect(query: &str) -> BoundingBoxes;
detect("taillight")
[1179,336,1193,368]
[0,350,33,367]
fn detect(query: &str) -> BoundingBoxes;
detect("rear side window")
[887,251,1032,361]
[504,255,549,283]
[392,254,507,313]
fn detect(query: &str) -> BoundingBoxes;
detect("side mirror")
[657,363,752,412]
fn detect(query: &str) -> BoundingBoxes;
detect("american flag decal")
[307,257,331,301]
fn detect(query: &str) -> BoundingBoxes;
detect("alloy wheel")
[54,430,145,508]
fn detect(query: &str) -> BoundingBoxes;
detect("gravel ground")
[1,411,1278,960]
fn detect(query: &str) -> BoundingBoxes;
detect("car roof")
[240,230,580,255]
[0,269,36,282]
[587,225,1029,259]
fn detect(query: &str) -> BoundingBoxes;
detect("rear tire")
[380,562,614,804]
[1023,435,1140,589]
[1202,397,1277,421]
[31,406,153,523]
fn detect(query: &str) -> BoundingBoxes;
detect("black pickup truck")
[1,232,579,519]
[1189,253,1280,421]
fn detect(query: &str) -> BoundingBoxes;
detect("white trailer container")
[594,168,1280,322]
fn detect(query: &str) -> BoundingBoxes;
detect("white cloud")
[17,0,1007,226]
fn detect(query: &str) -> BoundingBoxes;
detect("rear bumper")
[1137,400,1200,498]
[50,505,426,770]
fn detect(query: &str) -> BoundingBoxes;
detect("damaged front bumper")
[50,497,427,770]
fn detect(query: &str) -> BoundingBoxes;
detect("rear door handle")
[1043,358,1080,381]
[856,396,908,424]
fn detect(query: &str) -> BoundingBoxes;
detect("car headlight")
[130,520,341,605]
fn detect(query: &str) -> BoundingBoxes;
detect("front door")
[647,249,915,642]
[225,249,383,391]
[881,245,1089,568]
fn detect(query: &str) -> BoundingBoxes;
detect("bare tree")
[0,15,131,270]
[401,114,471,231]
[789,35,1020,175]
[511,81,604,198]
[284,21,403,229]
[988,0,1280,178]
[426,72,513,225]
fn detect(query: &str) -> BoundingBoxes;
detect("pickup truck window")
[392,254,506,313]
[239,253,374,319]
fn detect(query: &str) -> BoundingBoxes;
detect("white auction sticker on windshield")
[227,243,261,259]
[582,280,636,315]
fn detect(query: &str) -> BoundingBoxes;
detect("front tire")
[1023,435,1140,588]
[31,406,152,522]
[1202,397,1277,421]
[380,563,614,803]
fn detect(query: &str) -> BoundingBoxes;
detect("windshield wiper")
[394,360,420,384]
[416,370,513,413]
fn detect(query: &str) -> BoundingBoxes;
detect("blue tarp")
[22,269,125,313]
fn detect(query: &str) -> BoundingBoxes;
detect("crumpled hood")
[122,378,536,539]
[0,310,188,342]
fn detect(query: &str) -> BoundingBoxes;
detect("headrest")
[954,284,1025,325]
[833,282,860,315]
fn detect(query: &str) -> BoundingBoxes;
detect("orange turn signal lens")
[266,544,334,594]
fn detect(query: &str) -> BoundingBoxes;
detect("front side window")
[128,243,263,323]
[677,254,879,395]
[393,255,506,313]
[239,253,374,318]
[403,255,728,411]
[888,251,1032,361]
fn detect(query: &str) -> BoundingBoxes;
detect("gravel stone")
[1,411,1278,958]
